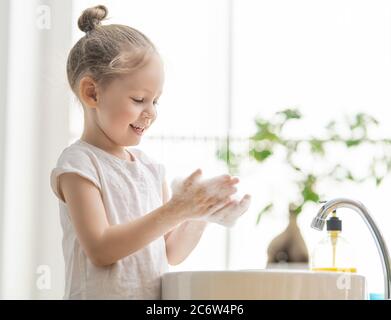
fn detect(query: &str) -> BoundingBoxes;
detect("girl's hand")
[168,168,239,221]
[206,194,252,227]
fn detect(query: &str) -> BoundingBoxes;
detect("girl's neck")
[81,130,130,161]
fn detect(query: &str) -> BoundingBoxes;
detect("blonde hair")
[66,5,158,97]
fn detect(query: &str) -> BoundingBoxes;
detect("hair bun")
[78,5,108,33]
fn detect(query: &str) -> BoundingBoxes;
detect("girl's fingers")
[229,177,240,184]
[204,175,230,189]
[222,195,251,216]
[215,177,239,192]
[217,186,237,199]
[184,168,202,185]
[238,194,251,212]
[240,194,251,204]
[205,194,251,226]
[208,197,232,213]
[207,175,239,188]
[203,184,237,202]
[210,199,238,217]
[219,176,239,186]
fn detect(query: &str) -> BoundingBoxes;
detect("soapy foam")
[170,173,251,227]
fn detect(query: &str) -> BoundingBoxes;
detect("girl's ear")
[79,76,99,108]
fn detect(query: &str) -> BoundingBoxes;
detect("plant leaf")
[346,139,361,147]
[309,138,325,155]
[301,174,320,203]
[250,149,273,162]
[256,203,274,225]
[277,109,302,120]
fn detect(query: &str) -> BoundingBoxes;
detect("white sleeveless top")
[50,139,169,299]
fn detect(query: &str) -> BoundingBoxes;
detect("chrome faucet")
[311,198,391,300]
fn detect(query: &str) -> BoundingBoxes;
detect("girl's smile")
[129,124,145,136]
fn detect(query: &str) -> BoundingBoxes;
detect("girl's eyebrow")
[140,88,162,97]
[142,88,162,95]
[129,87,162,97]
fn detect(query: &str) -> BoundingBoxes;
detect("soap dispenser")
[311,210,357,273]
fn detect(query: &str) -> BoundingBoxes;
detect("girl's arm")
[162,179,208,266]
[59,169,236,267]
[59,173,185,267]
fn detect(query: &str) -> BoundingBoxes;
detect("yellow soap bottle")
[311,210,357,273]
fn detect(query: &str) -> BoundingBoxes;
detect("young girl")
[50,5,251,300]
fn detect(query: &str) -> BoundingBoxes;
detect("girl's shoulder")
[51,140,102,203]
[56,139,98,164]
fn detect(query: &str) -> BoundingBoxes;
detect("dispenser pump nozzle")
[326,210,342,231]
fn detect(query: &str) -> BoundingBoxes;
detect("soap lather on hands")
[169,169,251,227]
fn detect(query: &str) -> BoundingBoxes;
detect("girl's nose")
[142,110,154,120]
[142,105,157,120]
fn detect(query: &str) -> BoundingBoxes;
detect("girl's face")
[91,53,164,146]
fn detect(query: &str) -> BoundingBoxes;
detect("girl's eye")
[131,98,144,104]
[131,97,159,106]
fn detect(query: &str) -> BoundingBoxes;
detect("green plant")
[216,108,391,224]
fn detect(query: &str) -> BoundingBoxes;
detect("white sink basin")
[162,269,367,300]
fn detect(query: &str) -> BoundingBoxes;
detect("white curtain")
[0,0,73,299]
